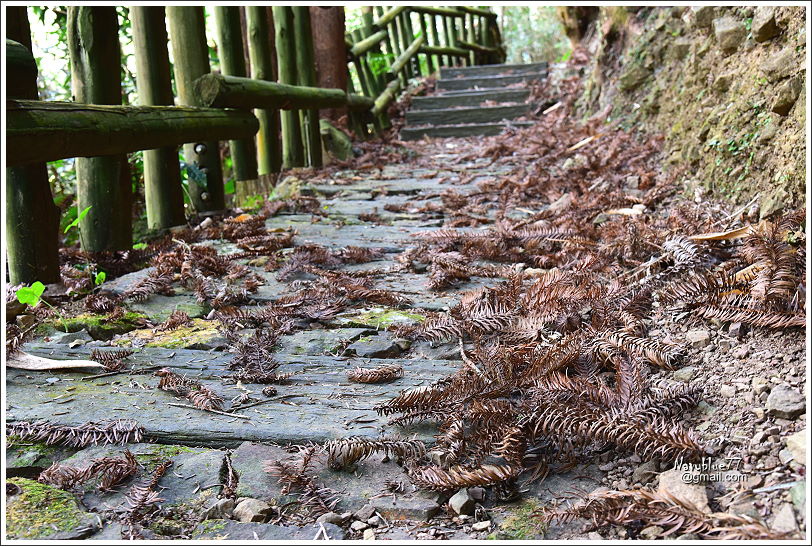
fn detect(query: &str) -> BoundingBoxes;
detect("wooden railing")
[5,6,502,284]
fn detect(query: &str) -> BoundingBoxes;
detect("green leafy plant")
[16,282,46,307]
[94,272,107,286]
[132,243,148,251]
[63,205,91,234]
[16,282,68,332]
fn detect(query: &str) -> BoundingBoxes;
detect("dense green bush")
[498,6,572,64]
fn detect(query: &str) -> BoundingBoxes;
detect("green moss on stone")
[135,444,197,471]
[116,318,220,349]
[6,478,87,539]
[488,499,547,540]
[341,308,425,329]
[7,442,57,467]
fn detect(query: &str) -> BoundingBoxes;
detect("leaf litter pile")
[5,59,805,540]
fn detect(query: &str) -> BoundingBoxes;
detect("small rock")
[354,504,376,521]
[351,521,369,531]
[772,77,803,116]
[619,63,652,92]
[363,528,376,540]
[766,386,805,419]
[449,488,475,515]
[233,498,272,523]
[599,462,615,472]
[673,366,696,382]
[587,532,603,540]
[640,525,664,539]
[468,487,485,501]
[316,512,344,526]
[778,448,795,465]
[633,459,659,484]
[752,377,770,394]
[770,503,798,534]
[670,37,692,61]
[761,48,796,82]
[547,192,574,214]
[785,430,806,464]
[728,322,747,338]
[658,469,710,513]
[692,6,716,28]
[752,6,780,42]
[719,385,736,398]
[367,515,383,527]
[200,498,235,521]
[729,499,760,519]
[713,17,746,53]
[686,329,711,349]
[472,521,491,532]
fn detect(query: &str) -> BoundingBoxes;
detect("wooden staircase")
[400,61,547,140]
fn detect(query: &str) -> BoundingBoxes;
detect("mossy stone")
[6,478,97,539]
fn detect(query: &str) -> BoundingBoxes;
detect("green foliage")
[499,6,571,64]
[16,282,46,307]
[367,52,395,76]
[94,271,107,286]
[132,242,148,250]
[63,205,91,234]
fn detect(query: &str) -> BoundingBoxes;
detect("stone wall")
[572,6,806,217]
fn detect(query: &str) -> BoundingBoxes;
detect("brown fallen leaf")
[7,352,104,371]
[687,225,756,241]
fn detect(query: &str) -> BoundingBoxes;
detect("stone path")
[7,129,606,539]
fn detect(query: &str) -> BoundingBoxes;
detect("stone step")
[436,72,546,92]
[406,104,530,126]
[440,61,549,79]
[410,88,530,110]
[400,121,534,140]
[8,343,459,448]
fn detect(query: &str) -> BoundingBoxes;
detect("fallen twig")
[167,402,251,420]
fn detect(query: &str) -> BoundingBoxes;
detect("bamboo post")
[67,6,132,252]
[292,6,323,167]
[442,15,455,67]
[418,13,434,75]
[246,6,281,175]
[272,6,304,168]
[401,11,421,77]
[374,6,397,70]
[5,35,60,284]
[381,7,405,86]
[166,6,225,212]
[214,6,258,182]
[465,13,476,65]
[428,14,444,67]
[131,7,185,230]
[394,12,414,79]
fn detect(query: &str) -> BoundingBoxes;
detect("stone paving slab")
[8,343,460,448]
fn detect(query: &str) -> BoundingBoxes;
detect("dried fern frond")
[37,462,88,489]
[7,419,145,448]
[325,436,425,469]
[347,364,404,384]
[264,457,339,517]
[157,309,191,331]
[407,463,520,491]
[155,368,224,411]
[540,487,786,540]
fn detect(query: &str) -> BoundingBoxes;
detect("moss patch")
[6,478,88,539]
[7,441,58,468]
[135,444,198,471]
[487,499,547,540]
[43,311,147,340]
[338,307,425,329]
[115,318,220,349]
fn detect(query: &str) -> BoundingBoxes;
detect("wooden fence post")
[246,6,281,175]
[272,6,305,168]
[428,14,443,68]
[67,6,133,251]
[395,12,414,79]
[418,13,434,75]
[5,32,60,284]
[166,6,225,212]
[292,6,323,167]
[214,6,259,182]
[131,6,186,230]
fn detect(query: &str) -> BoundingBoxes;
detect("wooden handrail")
[194,73,373,111]
[419,45,469,58]
[410,7,465,18]
[386,34,424,81]
[373,6,406,29]
[6,100,259,166]
[458,6,497,19]
[350,29,388,57]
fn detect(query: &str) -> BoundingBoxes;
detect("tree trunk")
[67,6,132,252]
[131,6,186,230]
[166,6,225,212]
[5,32,60,284]
[292,6,322,168]
[272,6,304,168]
[246,6,281,175]
[309,7,347,122]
